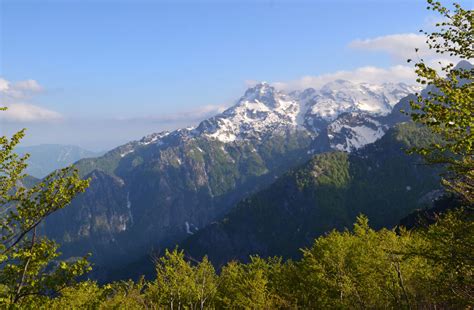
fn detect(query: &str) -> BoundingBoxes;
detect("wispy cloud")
[349,32,459,67]
[2,103,62,122]
[0,78,62,122]
[349,33,429,62]
[0,78,44,99]
[115,104,228,123]
[273,32,462,91]
[273,65,417,91]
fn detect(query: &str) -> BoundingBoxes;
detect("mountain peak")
[320,79,355,93]
[455,60,473,70]
[242,82,279,107]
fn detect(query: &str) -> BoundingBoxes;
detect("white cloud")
[0,77,62,122]
[349,33,430,62]
[274,32,464,91]
[273,65,417,91]
[0,78,44,100]
[349,32,460,68]
[0,78,10,92]
[169,104,227,121]
[1,103,62,122]
[14,79,43,92]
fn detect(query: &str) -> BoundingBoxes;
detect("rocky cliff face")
[46,130,315,268]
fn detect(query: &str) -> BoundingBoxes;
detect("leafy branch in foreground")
[408,1,473,203]
[0,108,91,306]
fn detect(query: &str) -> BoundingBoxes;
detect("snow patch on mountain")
[126,192,134,226]
[185,221,198,235]
[328,113,386,152]
[120,149,135,158]
[334,125,385,152]
[139,131,170,146]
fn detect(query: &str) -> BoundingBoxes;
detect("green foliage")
[294,216,434,308]
[408,1,474,203]
[34,211,472,309]
[294,152,350,190]
[405,208,474,306]
[46,281,104,309]
[0,109,91,307]
[216,258,269,309]
[392,122,442,150]
[146,248,217,309]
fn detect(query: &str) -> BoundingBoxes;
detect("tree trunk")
[13,227,37,304]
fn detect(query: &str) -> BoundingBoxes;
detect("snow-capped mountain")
[120,80,418,153]
[301,80,418,122]
[196,82,301,143]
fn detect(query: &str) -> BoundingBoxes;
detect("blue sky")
[1,0,470,150]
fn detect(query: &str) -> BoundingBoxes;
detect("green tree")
[147,248,218,309]
[193,256,217,310]
[100,278,149,309]
[0,108,91,307]
[46,281,104,309]
[405,209,474,307]
[295,216,438,309]
[245,256,298,308]
[148,248,196,309]
[408,0,473,203]
[216,259,269,309]
[405,1,474,306]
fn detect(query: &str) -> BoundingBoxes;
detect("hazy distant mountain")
[16,144,104,178]
[43,80,420,279]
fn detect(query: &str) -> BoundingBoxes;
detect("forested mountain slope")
[183,122,442,266]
